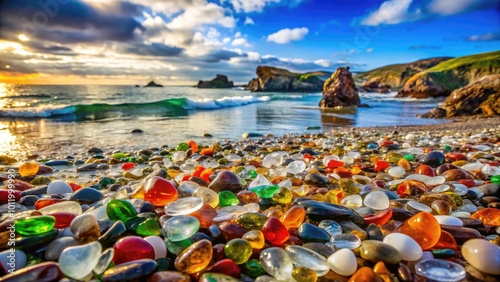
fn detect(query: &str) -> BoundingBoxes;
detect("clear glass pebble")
[415,259,466,282]
[451,184,468,196]
[286,160,306,175]
[364,191,389,210]
[432,184,451,193]
[249,174,272,188]
[330,233,361,249]
[164,197,203,216]
[318,220,343,237]
[341,195,362,208]
[406,201,432,213]
[262,152,284,168]
[459,204,477,213]
[388,166,406,178]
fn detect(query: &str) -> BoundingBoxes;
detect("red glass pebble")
[374,161,390,172]
[68,182,82,191]
[364,208,393,225]
[50,212,77,228]
[457,179,476,188]
[0,189,21,204]
[262,217,290,245]
[144,176,178,207]
[205,259,241,278]
[113,236,155,265]
[200,168,213,183]
[397,180,427,198]
[445,153,467,162]
[219,222,248,241]
[121,162,135,170]
[415,165,435,177]
[8,179,34,191]
[192,166,206,178]
[327,160,344,168]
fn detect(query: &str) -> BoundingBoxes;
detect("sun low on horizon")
[0,0,498,85]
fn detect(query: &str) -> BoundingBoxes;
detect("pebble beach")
[1,116,500,282]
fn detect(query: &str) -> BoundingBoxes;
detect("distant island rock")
[197,74,234,88]
[397,50,500,99]
[319,67,362,108]
[245,66,330,92]
[419,74,500,118]
[144,81,163,87]
[356,57,452,93]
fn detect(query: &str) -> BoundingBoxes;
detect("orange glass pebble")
[188,140,199,153]
[19,162,39,177]
[143,176,178,207]
[351,166,362,175]
[396,180,427,198]
[327,160,344,168]
[363,208,393,226]
[192,166,205,177]
[242,230,265,249]
[334,167,352,178]
[395,212,441,250]
[35,198,64,210]
[470,208,500,226]
[445,152,467,162]
[121,162,135,170]
[201,148,213,156]
[432,230,457,250]
[349,267,383,282]
[280,206,306,229]
[398,158,411,171]
[200,167,213,183]
[237,191,259,204]
[415,165,435,177]
[68,182,82,192]
[189,203,217,229]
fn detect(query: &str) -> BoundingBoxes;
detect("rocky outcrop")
[356,57,452,91]
[397,50,500,99]
[245,66,326,92]
[419,74,500,118]
[197,74,234,88]
[319,67,361,108]
[144,81,163,87]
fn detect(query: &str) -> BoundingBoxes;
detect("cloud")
[362,0,498,26]
[466,32,500,42]
[232,38,251,47]
[366,48,374,53]
[244,17,255,25]
[267,27,309,44]
[223,0,280,13]
[120,43,184,56]
[167,3,236,30]
[200,49,247,63]
[409,45,443,50]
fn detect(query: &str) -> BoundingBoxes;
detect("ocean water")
[0,84,446,158]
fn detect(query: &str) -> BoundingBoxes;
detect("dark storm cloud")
[121,43,184,57]
[201,50,247,63]
[0,0,145,43]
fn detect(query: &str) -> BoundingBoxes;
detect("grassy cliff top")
[356,57,453,79]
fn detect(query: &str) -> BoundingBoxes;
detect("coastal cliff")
[356,57,452,92]
[319,67,361,108]
[245,66,329,92]
[397,50,500,98]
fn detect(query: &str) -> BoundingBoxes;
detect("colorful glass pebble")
[113,236,155,265]
[224,238,253,264]
[15,216,55,236]
[106,199,137,222]
[144,176,179,207]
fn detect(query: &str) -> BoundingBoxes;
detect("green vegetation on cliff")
[246,66,331,92]
[398,50,500,98]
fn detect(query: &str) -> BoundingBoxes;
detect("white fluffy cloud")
[232,38,251,47]
[362,0,498,25]
[244,17,255,25]
[267,27,309,44]
[167,3,236,30]
[223,0,280,13]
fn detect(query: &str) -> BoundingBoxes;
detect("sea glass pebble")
[163,215,200,242]
[364,191,389,210]
[47,180,73,195]
[15,215,55,236]
[434,215,463,226]
[0,249,27,272]
[383,233,422,261]
[330,233,361,249]
[259,247,294,281]
[59,241,102,280]
[113,236,155,265]
[174,239,213,274]
[165,197,204,216]
[461,239,500,275]
[415,259,466,282]
[327,248,357,276]
[285,245,330,276]
[144,176,179,206]
[224,238,253,264]
[318,220,342,237]
[145,235,168,260]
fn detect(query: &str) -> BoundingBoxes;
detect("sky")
[0,0,498,85]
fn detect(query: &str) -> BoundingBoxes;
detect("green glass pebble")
[176,142,189,151]
[218,191,239,207]
[165,238,192,255]
[385,152,404,163]
[128,157,136,162]
[249,185,280,198]
[432,249,456,257]
[249,170,258,178]
[224,239,253,264]
[491,175,500,184]
[403,154,414,161]
[236,213,268,230]
[135,218,161,237]
[113,152,128,159]
[163,215,200,242]
[156,258,170,271]
[106,199,138,222]
[442,144,453,152]
[99,177,115,188]
[272,186,293,204]
[30,176,51,185]
[16,216,55,236]
[242,259,266,278]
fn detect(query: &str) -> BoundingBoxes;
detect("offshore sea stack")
[197,74,234,88]
[319,67,361,108]
[245,66,325,92]
[419,74,500,118]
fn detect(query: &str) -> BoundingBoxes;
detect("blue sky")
[0,0,498,84]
